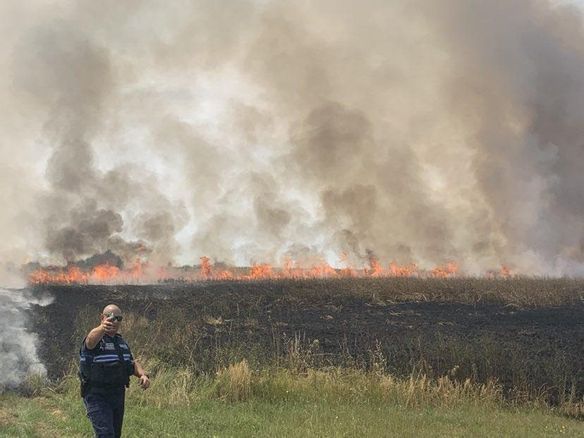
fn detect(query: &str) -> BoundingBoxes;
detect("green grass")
[3,394,582,437]
[1,365,582,437]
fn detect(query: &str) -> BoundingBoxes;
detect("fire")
[28,265,89,285]
[500,265,512,278]
[216,270,234,280]
[156,266,171,282]
[430,262,459,278]
[28,261,147,285]
[389,261,418,277]
[91,265,120,282]
[248,263,273,279]
[27,256,514,285]
[129,260,143,281]
[200,256,212,279]
[368,256,384,277]
[283,257,294,277]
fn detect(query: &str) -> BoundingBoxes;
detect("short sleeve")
[81,336,100,354]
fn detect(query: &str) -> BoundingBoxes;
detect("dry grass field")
[29,278,584,406]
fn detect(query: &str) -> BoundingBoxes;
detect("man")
[79,304,150,438]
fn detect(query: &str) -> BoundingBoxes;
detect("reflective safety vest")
[79,333,135,391]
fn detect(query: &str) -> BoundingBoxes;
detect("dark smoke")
[11,18,187,266]
[1,0,584,276]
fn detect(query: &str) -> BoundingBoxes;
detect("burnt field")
[29,277,584,403]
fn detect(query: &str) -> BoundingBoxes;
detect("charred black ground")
[28,278,584,403]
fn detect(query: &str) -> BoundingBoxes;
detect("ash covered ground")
[28,278,584,402]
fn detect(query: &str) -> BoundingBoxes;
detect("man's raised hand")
[101,319,115,334]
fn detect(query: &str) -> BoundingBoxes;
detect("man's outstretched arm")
[85,318,115,349]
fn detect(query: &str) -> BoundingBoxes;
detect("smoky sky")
[2,0,584,277]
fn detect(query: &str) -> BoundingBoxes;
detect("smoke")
[1,0,584,275]
[0,288,51,390]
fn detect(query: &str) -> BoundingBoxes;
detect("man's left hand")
[138,374,150,390]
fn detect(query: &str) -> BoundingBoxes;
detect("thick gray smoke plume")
[2,0,584,275]
[0,288,51,390]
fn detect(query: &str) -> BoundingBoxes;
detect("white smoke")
[2,0,584,275]
[0,288,52,390]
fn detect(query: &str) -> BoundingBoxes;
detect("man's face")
[101,310,123,334]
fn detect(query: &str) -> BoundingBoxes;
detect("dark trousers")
[83,390,125,438]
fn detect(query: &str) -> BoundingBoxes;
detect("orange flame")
[499,265,512,278]
[216,270,234,280]
[389,261,418,277]
[248,263,273,279]
[129,260,143,281]
[430,262,459,278]
[27,256,516,285]
[368,257,384,277]
[200,256,212,279]
[91,265,120,282]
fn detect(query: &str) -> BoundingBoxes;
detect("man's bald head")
[102,304,122,316]
[100,304,123,335]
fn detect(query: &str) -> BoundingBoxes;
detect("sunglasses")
[105,314,123,322]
